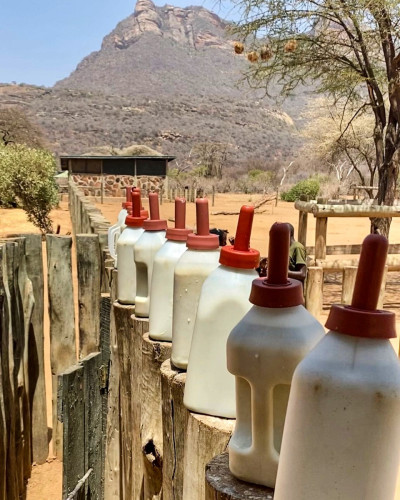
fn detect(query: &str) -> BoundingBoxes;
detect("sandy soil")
[2,195,400,498]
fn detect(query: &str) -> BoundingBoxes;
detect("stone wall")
[72,174,164,197]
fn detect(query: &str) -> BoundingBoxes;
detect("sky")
[1,0,238,87]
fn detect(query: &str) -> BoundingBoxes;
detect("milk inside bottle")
[171,198,220,369]
[134,192,167,318]
[227,222,325,487]
[149,198,192,341]
[108,186,131,265]
[184,206,260,418]
[116,190,146,304]
[275,234,400,500]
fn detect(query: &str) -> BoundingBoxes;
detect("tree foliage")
[0,107,45,148]
[281,177,320,201]
[232,0,400,235]
[0,144,59,233]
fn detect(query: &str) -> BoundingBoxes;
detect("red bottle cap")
[122,186,132,209]
[186,198,219,250]
[326,234,396,338]
[219,206,260,269]
[143,193,167,231]
[249,222,303,308]
[125,190,147,227]
[166,198,192,241]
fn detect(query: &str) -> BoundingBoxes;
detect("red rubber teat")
[125,190,147,227]
[129,187,149,218]
[122,186,133,209]
[143,192,167,231]
[166,198,192,241]
[249,222,303,308]
[326,234,396,338]
[186,198,219,250]
[219,206,260,269]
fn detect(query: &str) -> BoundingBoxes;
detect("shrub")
[281,177,320,202]
[0,144,59,233]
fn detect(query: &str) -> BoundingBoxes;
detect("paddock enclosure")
[1,179,400,499]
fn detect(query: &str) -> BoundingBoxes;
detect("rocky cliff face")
[106,0,231,51]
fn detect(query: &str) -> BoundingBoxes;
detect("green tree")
[232,0,400,235]
[0,144,59,233]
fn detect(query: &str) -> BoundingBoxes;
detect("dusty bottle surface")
[184,206,260,418]
[227,222,324,487]
[116,190,146,304]
[108,187,131,267]
[275,234,400,500]
[171,198,220,369]
[149,198,192,341]
[134,192,167,318]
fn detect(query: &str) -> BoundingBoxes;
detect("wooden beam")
[298,210,308,247]
[315,217,327,260]
[342,266,358,305]
[295,200,400,217]
[76,234,101,358]
[305,267,324,319]
[46,235,76,458]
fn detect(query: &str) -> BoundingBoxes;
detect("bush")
[0,144,59,233]
[281,177,320,202]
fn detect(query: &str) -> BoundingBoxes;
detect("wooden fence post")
[182,413,235,500]
[46,235,76,458]
[59,364,85,499]
[342,266,358,305]
[315,217,328,260]
[305,266,324,319]
[104,273,121,500]
[161,360,188,500]
[205,453,274,499]
[21,234,48,464]
[141,332,172,499]
[76,234,101,358]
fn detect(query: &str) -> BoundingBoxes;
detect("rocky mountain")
[0,0,309,168]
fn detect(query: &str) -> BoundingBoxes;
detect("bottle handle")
[108,224,121,261]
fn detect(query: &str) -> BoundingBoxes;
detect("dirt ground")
[2,195,400,498]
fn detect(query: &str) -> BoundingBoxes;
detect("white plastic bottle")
[134,192,167,318]
[108,187,131,265]
[149,198,192,341]
[184,206,260,418]
[227,222,325,488]
[275,234,400,500]
[116,190,146,304]
[171,198,220,370]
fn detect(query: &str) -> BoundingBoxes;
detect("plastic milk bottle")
[184,206,260,418]
[149,198,192,341]
[134,192,167,318]
[227,222,325,487]
[116,190,146,304]
[171,198,220,369]
[108,187,131,265]
[275,234,400,500]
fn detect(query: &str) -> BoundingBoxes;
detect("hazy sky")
[1,0,238,87]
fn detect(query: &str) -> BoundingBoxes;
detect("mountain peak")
[102,0,231,51]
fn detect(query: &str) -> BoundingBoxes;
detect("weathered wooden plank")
[82,352,103,500]
[205,453,274,500]
[295,200,400,217]
[307,243,400,256]
[305,267,323,319]
[183,412,235,500]
[0,243,18,499]
[115,302,136,500]
[0,261,6,500]
[46,235,76,458]
[20,233,48,464]
[141,332,171,500]
[297,210,308,248]
[342,266,358,305]
[100,293,111,499]
[76,234,101,358]
[104,295,121,500]
[59,363,85,499]
[161,360,188,500]
[315,218,327,260]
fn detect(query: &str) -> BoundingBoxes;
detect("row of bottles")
[107,190,400,499]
